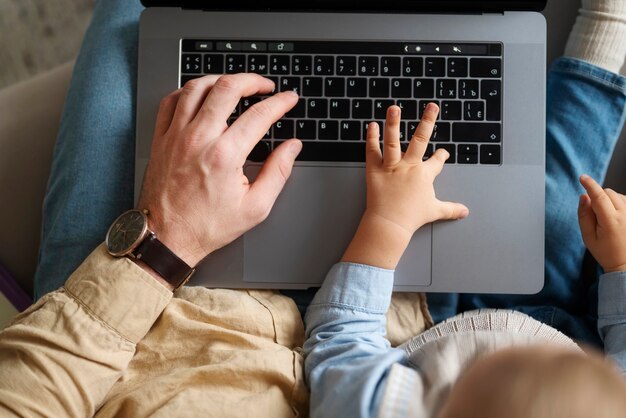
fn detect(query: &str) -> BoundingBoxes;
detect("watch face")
[106,210,148,256]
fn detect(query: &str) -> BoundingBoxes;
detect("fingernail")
[459,208,469,219]
[285,90,299,97]
[390,107,400,117]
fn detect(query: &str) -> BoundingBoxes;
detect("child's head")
[437,345,626,418]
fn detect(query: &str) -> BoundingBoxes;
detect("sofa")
[0,1,625,301]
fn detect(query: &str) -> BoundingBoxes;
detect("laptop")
[135,0,546,293]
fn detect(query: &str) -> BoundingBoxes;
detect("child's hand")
[578,175,626,273]
[341,104,468,269]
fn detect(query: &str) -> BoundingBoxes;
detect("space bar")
[275,141,366,162]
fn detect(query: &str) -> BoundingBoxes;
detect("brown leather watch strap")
[134,234,195,290]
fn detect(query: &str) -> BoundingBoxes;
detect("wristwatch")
[105,209,195,291]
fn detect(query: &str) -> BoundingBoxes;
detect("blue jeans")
[35,1,626,346]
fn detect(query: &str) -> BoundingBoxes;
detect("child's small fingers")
[383,106,402,167]
[437,201,470,221]
[423,148,449,178]
[580,174,616,221]
[578,194,597,241]
[365,122,383,166]
[404,103,438,164]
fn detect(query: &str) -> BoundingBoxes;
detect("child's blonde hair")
[438,345,626,418]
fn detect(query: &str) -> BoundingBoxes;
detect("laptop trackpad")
[242,164,431,287]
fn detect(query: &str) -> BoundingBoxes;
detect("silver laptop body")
[136,1,546,293]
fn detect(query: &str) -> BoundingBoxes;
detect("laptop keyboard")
[180,40,503,165]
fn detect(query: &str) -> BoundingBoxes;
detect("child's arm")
[304,104,468,418]
[578,175,626,375]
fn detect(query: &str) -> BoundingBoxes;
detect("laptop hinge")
[176,1,546,13]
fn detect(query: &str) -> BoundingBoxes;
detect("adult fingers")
[580,174,616,224]
[225,91,299,158]
[578,194,597,241]
[404,103,439,164]
[365,122,383,167]
[170,75,221,131]
[191,73,276,135]
[245,139,302,222]
[383,106,402,167]
[155,89,181,137]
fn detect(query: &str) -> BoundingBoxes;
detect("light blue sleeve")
[598,271,626,376]
[303,262,408,418]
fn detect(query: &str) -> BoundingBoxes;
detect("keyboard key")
[425,58,445,77]
[296,120,317,139]
[247,55,268,74]
[375,100,394,119]
[266,77,279,92]
[347,78,368,97]
[247,141,271,162]
[340,121,363,141]
[441,101,462,120]
[275,140,365,162]
[329,99,350,119]
[403,57,423,77]
[369,78,390,98]
[413,79,435,98]
[452,123,501,143]
[470,58,502,78]
[480,145,501,164]
[459,79,479,99]
[270,56,290,74]
[216,41,241,52]
[325,78,345,97]
[286,98,306,118]
[182,54,202,73]
[381,57,401,76]
[241,96,261,113]
[337,56,357,75]
[303,77,323,96]
[397,100,418,120]
[431,122,451,142]
[203,54,224,74]
[319,120,339,140]
[352,99,373,119]
[274,119,294,139]
[458,144,479,164]
[481,79,502,121]
[307,98,328,118]
[436,79,457,99]
[242,42,267,52]
[359,57,379,75]
[280,77,301,94]
[225,55,245,73]
[314,56,334,75]
[391,79,412,98]
[268,42,294,52]
[292,56,312,75]
[464,101,485,120]
[447,58,468,77]
[436,144,456,163]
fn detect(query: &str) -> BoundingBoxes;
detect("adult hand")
[341,104,468,269]
[578,175,626,273]
[137,74,302,267]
